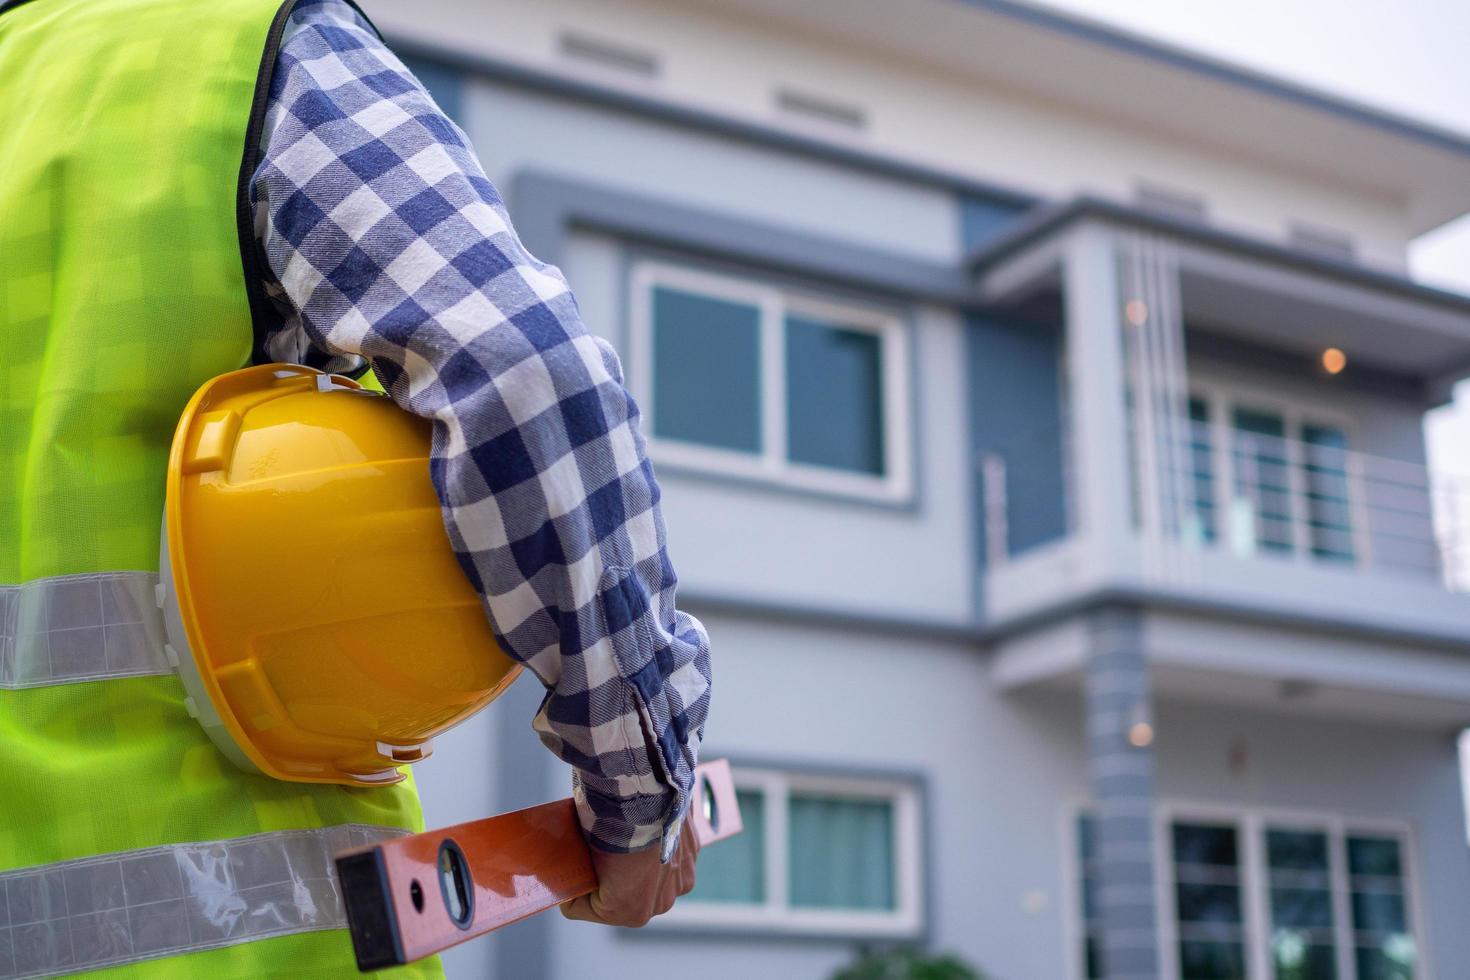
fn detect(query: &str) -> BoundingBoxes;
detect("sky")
[1032,0,1470,479]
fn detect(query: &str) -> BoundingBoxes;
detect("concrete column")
[1062,224,1134,568]
[1085,605,1160,980]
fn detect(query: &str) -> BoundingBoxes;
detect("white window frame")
[658,767,925,938]
[1155,802,1425,980]
[1186,378,1371,568]
[1065,801,1426,980]
[629,261,913,503]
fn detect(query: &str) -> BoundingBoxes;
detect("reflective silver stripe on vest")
[0,824,408,979]
[0,572,171,690]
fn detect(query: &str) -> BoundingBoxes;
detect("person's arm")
[250,1,711,875]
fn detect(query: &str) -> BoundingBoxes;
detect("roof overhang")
[684,0,1470,234]
[971,198,1470,397]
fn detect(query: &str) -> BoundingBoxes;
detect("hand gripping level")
[335,760,742,970]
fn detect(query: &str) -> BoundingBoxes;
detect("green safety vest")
[0,0,438,976]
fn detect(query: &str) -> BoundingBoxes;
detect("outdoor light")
[1125,299,1149,327]
[1127,700,1154,748]
[1322,347,1347,374]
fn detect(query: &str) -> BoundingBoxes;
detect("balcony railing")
[981,422,1470,594]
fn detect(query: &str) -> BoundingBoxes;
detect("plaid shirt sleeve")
[249,0,711,858]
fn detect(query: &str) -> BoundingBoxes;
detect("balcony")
[969,198,1470,644]
[981,421,1470,607]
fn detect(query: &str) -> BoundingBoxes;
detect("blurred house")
[370,0,1470,977]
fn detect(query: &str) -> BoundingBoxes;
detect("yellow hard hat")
[160,363,521,787]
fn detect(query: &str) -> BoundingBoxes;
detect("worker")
[0,0,711,975]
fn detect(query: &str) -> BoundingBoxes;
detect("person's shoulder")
[282,0,382,49]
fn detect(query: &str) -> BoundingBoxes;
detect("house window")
[1078,814,1104,980]
[788,792,897,909]
[1265,828,1337,979]
[649,285,763,455]
[1302,425,1354,563]
[1186,396,1218,545]
[1071,811,1420,980]
[686,788,766,905]
[785,315,886,476]
[631,263,911,501]
[1348,836,1417,980]
[1172,821,1249,979]
[669,768,923,937]
[1184,387,1361,565]
[1231,407,1294,555]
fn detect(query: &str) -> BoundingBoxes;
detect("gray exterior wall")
[466,82,965,265]
[537,610,1087,980]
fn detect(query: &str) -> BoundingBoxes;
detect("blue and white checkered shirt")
[251,0,711,857]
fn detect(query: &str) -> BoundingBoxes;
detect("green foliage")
[831,947,986,980]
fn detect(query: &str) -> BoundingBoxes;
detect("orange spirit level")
[336,760,741,971]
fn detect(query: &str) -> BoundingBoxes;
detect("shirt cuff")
[572,771,686,860]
